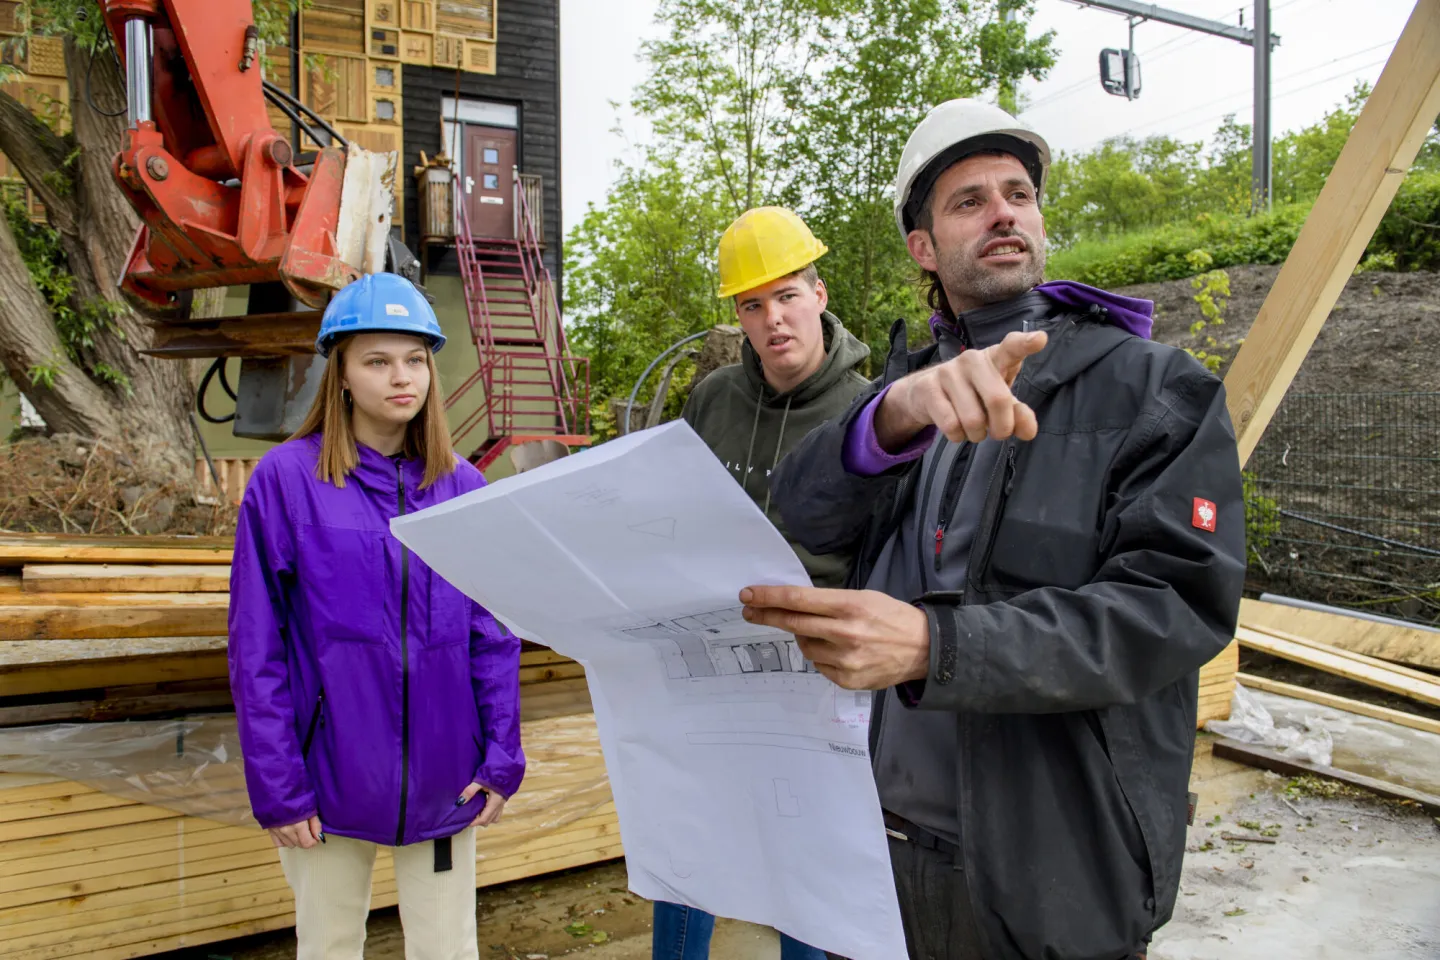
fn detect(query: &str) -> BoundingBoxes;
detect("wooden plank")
[0,803,179,845]
[0,535,232,565]
[1236,626,1440,707]
[22,564,232,594]
[1211,738,1440,815]
[0,593,229,642]
[1240,598,1440,671]
[1237,673,1440,736]
[1241,623,1440,686]
[142,315,321,359]
[0,682,233,727]
[0,650,229,698]
[0,573,20,594]
[1224,0,1440,464]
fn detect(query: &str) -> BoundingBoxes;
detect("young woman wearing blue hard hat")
[228,272,524,960]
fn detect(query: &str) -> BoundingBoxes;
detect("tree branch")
[0,89,79,235]
[0,210,121,438]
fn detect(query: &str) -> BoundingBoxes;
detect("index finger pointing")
[987,330,1047,383]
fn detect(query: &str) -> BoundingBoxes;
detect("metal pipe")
[124,18,152,128]
[623,330,711,435]
[1257,593,1440,635]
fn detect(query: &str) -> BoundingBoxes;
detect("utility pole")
[1073,0,1280,213]
[1253,0,1273,211]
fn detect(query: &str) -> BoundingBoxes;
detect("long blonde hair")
[291,336,458,489]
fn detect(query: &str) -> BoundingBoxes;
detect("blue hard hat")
[315,273,447,357]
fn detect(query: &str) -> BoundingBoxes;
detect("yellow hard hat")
[716,206,829,299]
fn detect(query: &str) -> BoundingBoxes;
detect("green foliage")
[4,191,129,391]
[1044,85,1376,249]
[1242,472,1282,565]
[1046,202,1309,287]
[569,0,1056,401]
[565,158,732,429]
[788,0,1055,364]
[1182,250,1229,373]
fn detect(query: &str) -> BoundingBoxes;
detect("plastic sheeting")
[1206,684,1335,767]
[0,711,612,831]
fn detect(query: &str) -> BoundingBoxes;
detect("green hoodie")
[682,311,871,587]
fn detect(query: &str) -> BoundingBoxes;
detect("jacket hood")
[740,311,871,406]
[927,281,1155,342]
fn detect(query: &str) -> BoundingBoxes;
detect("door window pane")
[483,174,499,189]
[483,148,499,164]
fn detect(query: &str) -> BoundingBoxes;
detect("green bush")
[1368,168,1440,271]
[1047,170,1440,288]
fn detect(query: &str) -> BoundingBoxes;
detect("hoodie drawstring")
[764,397,792,516]
[740,387,793,516]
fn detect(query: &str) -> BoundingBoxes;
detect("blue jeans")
[652,901,828,960]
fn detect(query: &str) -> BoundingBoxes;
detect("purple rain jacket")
[228,434,524,845]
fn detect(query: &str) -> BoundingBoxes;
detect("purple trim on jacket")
[228,435,524,844]
[844,283,1156,477]
[840,385,937,475]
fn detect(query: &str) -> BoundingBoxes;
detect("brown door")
[464,125,517,239]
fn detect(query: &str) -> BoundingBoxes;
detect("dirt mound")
[0,434,237,537]
[1123,266,1440,628]
[1120,264,1438,390]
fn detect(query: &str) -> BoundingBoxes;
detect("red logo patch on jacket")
[1192,498,1217,532]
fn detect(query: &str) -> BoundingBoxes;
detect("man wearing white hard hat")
[740,99,1246,959]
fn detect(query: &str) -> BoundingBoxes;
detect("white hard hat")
[893,98,1051,241]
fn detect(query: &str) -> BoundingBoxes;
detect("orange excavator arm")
[98,0,386,316]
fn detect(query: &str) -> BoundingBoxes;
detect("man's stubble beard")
[935,227,1047,311]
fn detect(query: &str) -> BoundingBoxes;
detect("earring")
[342,387,352,405]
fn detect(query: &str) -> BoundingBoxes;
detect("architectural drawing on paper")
[613,605,818,679]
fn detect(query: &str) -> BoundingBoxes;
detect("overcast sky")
[558,0,1416,235]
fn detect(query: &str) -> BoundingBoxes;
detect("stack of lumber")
[1197,641,1239,728]
[0,534,593,724]
[0,714,616,960]
[0,533,611,959]
[1234,598,1440,736]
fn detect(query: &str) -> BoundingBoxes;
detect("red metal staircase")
[445,174,591,471]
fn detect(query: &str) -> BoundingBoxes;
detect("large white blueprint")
[391,421,905,960]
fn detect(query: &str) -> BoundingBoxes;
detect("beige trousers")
[277,827,479,960]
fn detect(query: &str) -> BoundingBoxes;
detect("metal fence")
[1246,392,1440,627]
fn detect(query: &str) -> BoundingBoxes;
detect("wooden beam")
[0,593,229,641]
[1236,626,1440,706]
[140,311,322,359]
[1240,598,1440,671]
[1223,0,1440,465]
[1211,738,1440,815]
[0,535,232,566]
[1237,673,1440,736]
[22,564,233,594]
[1242,622,1440,685]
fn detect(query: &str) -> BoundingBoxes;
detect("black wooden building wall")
[401,0,561,286]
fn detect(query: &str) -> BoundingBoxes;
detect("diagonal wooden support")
[1223,0,1440,466]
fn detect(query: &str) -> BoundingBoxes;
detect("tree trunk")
[0,36,203,474]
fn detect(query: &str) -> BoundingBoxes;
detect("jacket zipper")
[932,447,976,575]
[971,443,1019,583]
[395,459,411,847]
[301,689,325,758]
[915,444,946,594]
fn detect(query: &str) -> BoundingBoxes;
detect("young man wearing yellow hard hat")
[654,207,872,960]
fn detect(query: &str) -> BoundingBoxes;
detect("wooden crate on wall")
[463,38,495,74]
[402,0,434,32]
[400,31,433,64]
[341,125,400,156]
[370,0,400,27]
[369,26,400,58]
[26,36,65,78]
[371,61,400,94]
[437,0,495,41]
[300,1,366,55]
[0,1,22,35]
[305,55,367,123]
[372,94,401,126]
[433,33,463,68]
